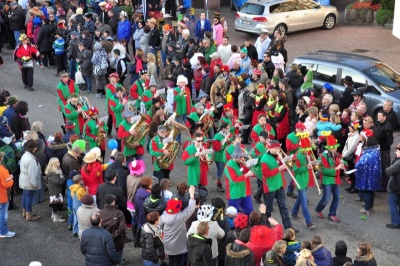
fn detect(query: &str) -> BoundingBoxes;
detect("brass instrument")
[279,148,293,168]
[277,149,301,189]
[78,105,89,120]
[198,107,214,133]
[164,113,177,135]
[180,87,187,97]
[200,146,213,165]
[220,131,230,146]
[78,96,90,110]
[96,120,106,146]
[156,120,190,169]
[124,111,149,149]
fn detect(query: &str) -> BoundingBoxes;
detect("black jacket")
[80,226,120,266]
[263,60,275,80]
[96,182,127,210]
[376,120,393,151]
[183,68,193,90]
[333,240,352,266]
[246,44,258,61]
[109,16,118,35]
[99,205,126,251]
[200,74,212,95]
[171,64,184,84]
[143,196,166,216]
[353,253,377,266]
[141,223,165,263]
[339,86,354,110]
[225,242,255,266]
[105,160,129,194]
[37,24,57,52]
[8,7,24,31]
[11,113,30,141]
[386,108,398,129]
[148,27,161,48]
[187,234,213,266]
[285,70,303,89]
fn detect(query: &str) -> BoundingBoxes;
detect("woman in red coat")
[14,34,40,91]
[275,94,290,152]
[81,152,103,205]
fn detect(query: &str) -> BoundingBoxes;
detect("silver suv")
[234,0,338,35]
[292,50,400,126]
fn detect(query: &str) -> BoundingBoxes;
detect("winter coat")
[143,196,166,216]
[148,27,161,48]
[46,171,65,197]
[133,27,144,49]
[333,240,352,266]
[19,152,41,190]
[200,74,212,95]
[354,253,377,266]
[355,145,382,191]
[285,70,303,89]
[106,160,129,194]
[386,157,400,193]
[99,205,126,252]
[283,240,301,266]
[44,141,68,167]
[141,223,165,263]
[8,7,25,31]
[117,19,131,42]
[160,198,196,255]
[81,161,103,195]
[77,204,100,238]
[11,113,30,141]
[134,188,151,225]
[80,226,120,266]
[215,215,231,263]
[311,244,334,266]
[140,32,150,56]
[61,152,80,179]
[225,241,255,266]
[81,50,93,77]
[96,182,127,211]
[376,120,393,151]
[187,233,213,266]
[92,48,108,76]
[0,143,17,174]
[37,24,57,52]
[342,131,359,159]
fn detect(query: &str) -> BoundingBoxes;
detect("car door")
[313,63,340,102]
[301,2,325,29]
[280,3,306,32]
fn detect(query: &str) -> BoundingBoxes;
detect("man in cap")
[260,140,298,232]
[147,17,160,55]
[339,76,355,110]
[244,38,258,62]
[117,11,131,42]
[129,69,150,110]
[170,55,184,84]
[202,37,216,65]
[174,75,192,143]
[183,14,195,38]
[96,169,127,212]
[3,96,19,127]
[83,106,108,153]
[62,121,77,142]
[77,194,100,238]
[161,24,176,66]
[255,29,271,63]
[212,122,231,192]
[7,1,25,46]
[149,125,173,181]
[239,47,251,74]
[224,143,254,215]
[348,88,367,115]
[105,72,123,137]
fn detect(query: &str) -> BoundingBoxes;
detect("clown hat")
[223,103,233,112]
[298,132,313,152]
[349,121,360,131]
[295,122,306,130]
[323,131,340,149]
[87,106,99,116]
[197,205,215,222]
[234,213,249,229]
[231,143,247,159]
[129,159,146,175]
[319,111,329,122]
[253,69,262,76]
[166,198,182,214]
[109,72,119,80]
[360,128,373,139]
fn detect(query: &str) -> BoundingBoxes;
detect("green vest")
[251,142,267,179]
[183,144,200,186]
[110,95,124,127]
[134,79,146,109]
[292,151,311,190]
[213,131,228,162]
[120,120,145,156]
[224,159,247,200]
[149,135,165,171]
[260,153,284,192]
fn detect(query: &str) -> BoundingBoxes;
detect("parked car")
[234,0,338,35]
[291,50,400,126]
[231,0,247,10]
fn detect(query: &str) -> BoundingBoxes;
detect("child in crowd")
[45,157,65,222]
[160,178,172,202]
[282,228,302,266]
[333,240,352,266]
[225,206,237,230]
[52,31,66,75]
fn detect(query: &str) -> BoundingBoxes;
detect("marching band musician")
[105,72,123,138]
[224,143,255,215]
[221,103,242,136]
[250,130,270,204]
[174,75,192,143]
[63,94,88,135]
[143,76,164,114]
[186,103,205,129]
[291,133,316,230]
[130,69,150,110]
[223,135,244,163]
[315,131,347,223]
[57,70,80,122]
[117,105,148,165]
[261,140,298,232]
[149,125,173,182]
[212,122,231,192]
[182,123,207,150]
[83,106,108,159]
[250,114,275,148]
[251,84,267,127]
[108,86,128,132]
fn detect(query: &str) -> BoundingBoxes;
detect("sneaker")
[359,208,370,215]
[386,224,400,229]
[53,215,65,222]
[121,258,128,264]
[316,211,324,219]
[24,85,28,89]
[28,87,34,91]
[0,231,16,238]
[68,225,72,231]
[95,93,102,98]
[328,215,341,223]
[307,223,315,230]
[216,183,224,192]
[291,214,302,221]
[286,192,297,199]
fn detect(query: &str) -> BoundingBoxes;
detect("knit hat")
[6,96,18,106]
[167,81,175,88]
[360,129,374,139]
[83,152,96,163]
[177,75,188,85]
[267,140,281,149]
[197,205,215,222]
[272,76,280,84]
[166,198,182,214]
[301,96,310,106]
[109,72,119,79]
[72,174,82,182]
[81,194,94,205]
[234,213,248,229]
[226,206,237,216]
[211,197,225,209]
[323,83,333,93]
[323,131,340,149]
[64,121,75,129]
[222,65,230,72]
[240,47,248,54]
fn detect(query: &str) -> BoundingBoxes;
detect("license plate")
[241,20,251,25]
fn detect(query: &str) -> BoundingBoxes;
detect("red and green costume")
[130,78,149,109]
[143,89,155,112]
[63,103,87,135]
[261,153,286,193]
[108,94,125,128]
[116,119,145,157]
[57,80,79,112]
[105,83,122,115]
[292,151,314,190]
[223,143,245,163]
[224,159,251,200]
[319,152,347,185]
[221,114,242,135]
[212,131,230,163]
[83,118,108,150]
[250,141,268,179]
[286,131,300,155]
[174,86,192,115]
[250,123,275,148]
[182,144,201,186]
[149,135,174,171]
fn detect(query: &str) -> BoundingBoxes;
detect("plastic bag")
[75,68,85,85]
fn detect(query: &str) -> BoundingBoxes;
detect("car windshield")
[240,3,265,15]
[362,64,400,92]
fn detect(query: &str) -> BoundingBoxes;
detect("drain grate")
[352,49,370,53]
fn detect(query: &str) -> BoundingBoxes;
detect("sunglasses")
[195,139,203,143]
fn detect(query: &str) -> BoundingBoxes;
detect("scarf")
[135,56,143,73]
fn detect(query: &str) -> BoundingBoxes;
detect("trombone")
[277,149,301,190]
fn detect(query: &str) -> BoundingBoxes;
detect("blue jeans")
[215,161,224,180]
[388,192,400,225]
[161,50,167,67]
[69,59,77,80]
[22,190,35,212]
[175,114,187,143]
[263,187,292,229]
[14,31,21,45]
[0,202,9,235]
[116,249,124,266]
[149,47,157,56]
[228,196,253,215]
[363,191,375,211]
[291,189,312,224]
[84,76,92,92]
[144,260,160,266]
[315,184,340,217]
[66,179,74,227]
[287,182,294,194]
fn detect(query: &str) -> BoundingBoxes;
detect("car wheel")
[323,14,336,29]
[274,24,287,37]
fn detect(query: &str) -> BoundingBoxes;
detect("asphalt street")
[1,6,400,266]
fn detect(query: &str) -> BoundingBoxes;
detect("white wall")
[394,0,400,39]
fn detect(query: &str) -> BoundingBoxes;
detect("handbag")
[22,59,34,68]
[75,68,86,85]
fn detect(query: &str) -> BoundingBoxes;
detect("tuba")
[124,111,149,149]
[156,120,190,169]
[96,122,106,146]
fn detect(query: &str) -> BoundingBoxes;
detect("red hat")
[64,121,75,129]
[267,140,281,149]
[109,72,119,79]
[234,213,248,229]
[166,198,182,214]
[257,84,265,90]
[253,69,262,76]
[322,131,340,149]
[349,121,360,131]
[87,106,99,116]
[223,103,233,112]
[361,129,373,139]
[222,65,230,72]
[298,132,313,152]
[295,122,306,130]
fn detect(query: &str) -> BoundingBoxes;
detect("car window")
[315,64,338,83]
[297,1,319,10]
[341,69,366,88]
[240,3,265,15]
[362,64,400,92]
[270,3,290,13]
[366,81,381,95]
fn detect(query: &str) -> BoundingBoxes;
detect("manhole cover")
[352,49,370,53]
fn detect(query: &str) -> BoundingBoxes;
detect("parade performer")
[130,69,149,110]
[251,130,270,204]
[174,75,193,143]
[108,86,128,131]
[315,131,347,223]
[224,143,254,215]
[105,72,123,138]
[149,125,173,181]
[212,122,231,192]
[142,76,163,113]
[83,106,108,159]
[221,103,242,135]
[223,135,244,163]
[186,103,205,129]
[57,70,80,121]
[250,114,275,148]
[63,94,88,135]
[251,84,267,126]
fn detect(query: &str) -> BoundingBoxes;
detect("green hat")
[72,139,86,151]
[272,76,280,84]
[240,47,248,54]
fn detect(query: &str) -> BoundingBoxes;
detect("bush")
[376,9,394,24]
[381,0,395,10]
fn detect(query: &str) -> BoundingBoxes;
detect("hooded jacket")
[141,223,165,263]
[44,141,68,166]
[225,241,255,266]
[47,171,65,197]
[333,240,352,266]
[354,252,377,266]
[134,188,151,225]
[77,204,100,238]
[81,50,93,77]
[19,151,41,190]
[81,162,104,195]
[187,233,213,266]
[311,244,334,266]
[143,195,166,217]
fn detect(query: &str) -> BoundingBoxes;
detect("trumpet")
[180,87,187,97]
[278,148,293,168]
[220,131,230,146]
[78,105,89,120]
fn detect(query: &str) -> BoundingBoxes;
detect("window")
[362,64,400,92]
[315,64,338,83]
[341,69,366,88]
[366,81,380,95]
[240,3,265,15]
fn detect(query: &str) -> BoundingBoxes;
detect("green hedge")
[376,8,394,24]
[380,0,395,10]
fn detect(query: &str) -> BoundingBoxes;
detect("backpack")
[100,56,108,70]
